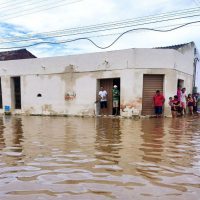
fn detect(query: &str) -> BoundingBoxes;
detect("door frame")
[97,78,120,115]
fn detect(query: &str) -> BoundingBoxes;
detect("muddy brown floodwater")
[0,116,200,200]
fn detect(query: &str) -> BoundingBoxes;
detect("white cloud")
[0,0,199,57]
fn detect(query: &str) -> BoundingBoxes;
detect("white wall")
[0,46,193,75]
[22,74,66,115]
[0,43,195,116]
[195,61,200,92]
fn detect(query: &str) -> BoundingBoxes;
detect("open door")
[177,79,184,89]
[98,78,120,115]
[11,77,21,109]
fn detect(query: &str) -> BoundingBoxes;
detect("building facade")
[0,42,198,117]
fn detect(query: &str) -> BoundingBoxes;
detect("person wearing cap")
[112,85,120,115]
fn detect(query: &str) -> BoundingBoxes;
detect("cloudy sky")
[0,0,199,57]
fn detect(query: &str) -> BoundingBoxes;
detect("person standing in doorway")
[180,88,187,116]
[153,90,165,117]
[112,85,120,116]
[98,86,108,115]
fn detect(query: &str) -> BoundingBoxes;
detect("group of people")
[99,85,200,118]
[153,87,200,118]
[98,85,120,116]
[168,87,200,117]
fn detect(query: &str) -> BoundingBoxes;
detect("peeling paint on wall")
[121,98,142,117]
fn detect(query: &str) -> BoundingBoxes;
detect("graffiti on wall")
[65,91,76,101]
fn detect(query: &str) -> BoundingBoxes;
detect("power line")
[195,0,200,5]
[0,0,74,12]
[1,20,200,50]
[0,0,50,10]
[192,0,199,6]
[1,13,200,44]
[0,0,85,20]
[1,6,200,44]
[0,0,24,6]
[0,2,198,23]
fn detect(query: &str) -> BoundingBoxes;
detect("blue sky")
[0,0,199,57]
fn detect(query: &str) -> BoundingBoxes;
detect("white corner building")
[0,42,199,117]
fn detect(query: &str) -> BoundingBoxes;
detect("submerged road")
[0,116,199,199]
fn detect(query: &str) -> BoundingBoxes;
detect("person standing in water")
[98,86,108,115]
[180,88,187,116]
[153,90,165,117]
[112,85,120,116]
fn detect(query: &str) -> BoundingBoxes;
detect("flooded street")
[0,116,200,200]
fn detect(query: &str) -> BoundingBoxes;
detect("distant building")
[0,49,36,61]
[0,42,198,117]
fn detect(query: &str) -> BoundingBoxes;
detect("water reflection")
[95,118,122,168]
[140,118,165,163]
[0,116,199,199]
[0,117,5,151]
[167,118,197,168]
[0,116,24,165]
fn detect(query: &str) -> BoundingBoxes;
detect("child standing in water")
[169,97,175,118]
[170,95,180,118]
[187,94,194,115]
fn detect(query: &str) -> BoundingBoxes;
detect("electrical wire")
[0,0,50,10]
[0,0,85,20]
[1,20,200,50]
[192,0,199,5]
[1,7,200,44]
[0,3,199,25]
[0,0,23,6]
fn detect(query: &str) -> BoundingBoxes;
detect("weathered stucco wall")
[0,44,195,116]
[0,46,193,75]
[0,67,191,117]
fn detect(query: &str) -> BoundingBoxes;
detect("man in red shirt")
[153,90,165,117]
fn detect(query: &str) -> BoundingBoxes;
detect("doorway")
[177,79,184,89]
[98,78,120,115]
[11,77,21,109]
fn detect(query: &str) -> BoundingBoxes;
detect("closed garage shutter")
[142,75,164,115]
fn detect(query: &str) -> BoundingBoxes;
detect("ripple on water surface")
[0,116,200,199]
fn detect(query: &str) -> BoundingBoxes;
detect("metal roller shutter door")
[142,75,164,115]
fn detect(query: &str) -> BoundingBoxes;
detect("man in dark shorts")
[153,90,165,117]
[98,86,108,115]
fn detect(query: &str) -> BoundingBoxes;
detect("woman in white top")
[180,88,187,115]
